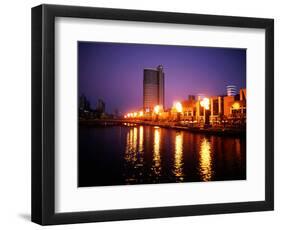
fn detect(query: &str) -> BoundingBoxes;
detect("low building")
[182,95,197,122]
[124,87,246,127]
[223,88,246,124]
[210,96,224,124]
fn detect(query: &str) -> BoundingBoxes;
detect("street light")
[154,105,160,114]
[232,102,240,110]
[200,98,210,110]
[154,105,160,121]
[232,102,240,125]
[139,111,144,117]
[174,101,183,113]
[200,97,210,125]
[173,101,183,121]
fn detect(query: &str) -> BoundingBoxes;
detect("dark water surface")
[78,125,246,187]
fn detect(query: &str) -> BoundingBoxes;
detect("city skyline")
[78,42,246,114]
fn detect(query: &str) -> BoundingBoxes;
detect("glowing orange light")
[133,112,137,117]
[173,101,183,113]
[139,111,144,117]
[154,105,160,114]
[232,102,240,110]
[124,115,127,118]
[200,98,210,110]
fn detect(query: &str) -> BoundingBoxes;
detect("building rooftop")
[144,68,158,71]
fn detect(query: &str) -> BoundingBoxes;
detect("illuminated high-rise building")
[143,65,165,112]
[226,85,237,96]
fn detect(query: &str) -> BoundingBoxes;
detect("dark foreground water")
[78,125,246,187]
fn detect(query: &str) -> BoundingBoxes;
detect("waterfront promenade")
[79,118,246,136]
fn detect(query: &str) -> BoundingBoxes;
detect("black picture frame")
[31,4,274,225]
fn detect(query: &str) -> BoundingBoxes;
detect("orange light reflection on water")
[173,132,184,181]
[152,128,161,176]
[199,138,213,181]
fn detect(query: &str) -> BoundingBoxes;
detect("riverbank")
[79,119,246,137]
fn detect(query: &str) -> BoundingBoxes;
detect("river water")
[78,124,246,187]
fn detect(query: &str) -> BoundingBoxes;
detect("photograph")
[30,3,274,226]
[78,42,247,187]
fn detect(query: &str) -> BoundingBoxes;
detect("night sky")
[78,42,246,114]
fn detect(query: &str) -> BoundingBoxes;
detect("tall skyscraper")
[96,99,105,113]
[226,85,237,96]
[143,65,165,112]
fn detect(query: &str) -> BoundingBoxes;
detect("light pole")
[174,101,183,121]
[138,111,144,120]
[200,98,210,126]
[232,102,240,127]
[154,105,160,121]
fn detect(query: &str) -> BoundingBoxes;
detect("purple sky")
[78,42,246,114]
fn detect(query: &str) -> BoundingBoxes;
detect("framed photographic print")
[31,4,274,225]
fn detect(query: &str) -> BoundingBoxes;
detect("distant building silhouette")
[96,99,105,114]
[79,94,91,111]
